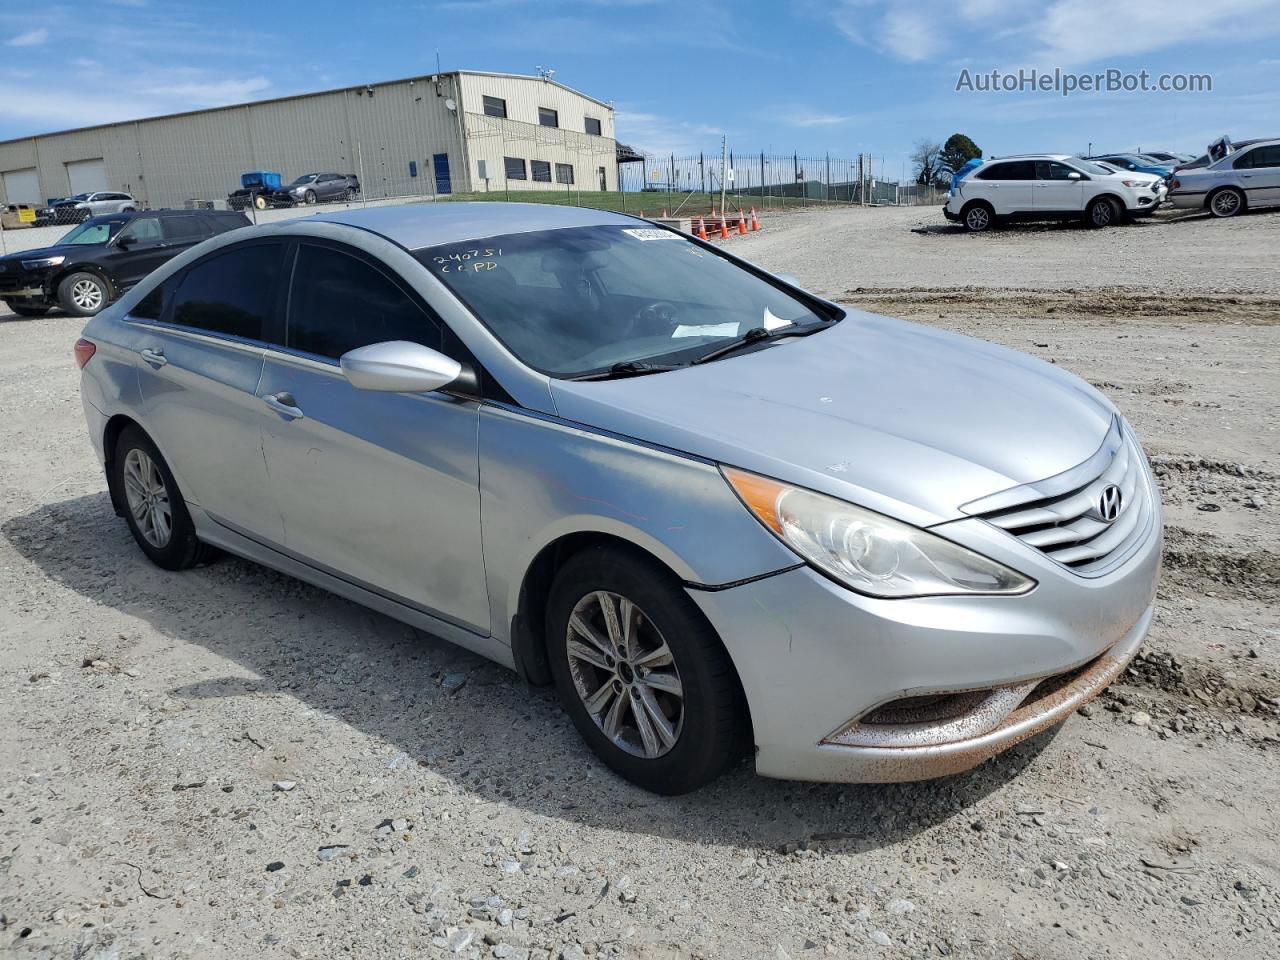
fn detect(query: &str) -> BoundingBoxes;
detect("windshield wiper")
[569,360,684,381]
[691,322,823,365]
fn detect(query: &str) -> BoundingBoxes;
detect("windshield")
[417,224,833,377]
[290,174,318,185]
[1072,159,1114,176]
[57,219,124,245]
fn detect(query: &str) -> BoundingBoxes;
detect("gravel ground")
[2,206,1278,960]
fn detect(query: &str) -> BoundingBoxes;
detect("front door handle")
[140,347,167,367]
[262,392,304,420]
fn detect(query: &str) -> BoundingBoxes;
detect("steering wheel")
[635,300,679,330]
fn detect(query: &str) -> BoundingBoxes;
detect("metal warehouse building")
[0,70,619,210]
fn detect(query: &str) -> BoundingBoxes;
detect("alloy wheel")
[965,207,989,231]
[1212,190,1241,217]
[122,448,172,548]
[1091,200,1113,226]
[565,590,685,759]
[71,278,104,312]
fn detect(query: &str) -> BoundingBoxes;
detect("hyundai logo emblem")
[1097,484,1123,523]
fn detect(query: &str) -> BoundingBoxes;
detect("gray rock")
[887,898,914,914]
[494,946,515,959]
[868,930,891,946]
[442,672,468,694]
[447,928,475,953]
[560,947,587,960]
[272,780,296,792]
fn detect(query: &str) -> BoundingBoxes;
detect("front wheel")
[253,194,268,210]
[57,271,111,317]
[4,300,50,317]
[304,189,317,205]
[114,426,214,570]
[1085,196,1120,228]
[546,547,743,794]
[1209,187,1244,218]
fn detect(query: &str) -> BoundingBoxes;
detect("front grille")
[967,419,1155,575]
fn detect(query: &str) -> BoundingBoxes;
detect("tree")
[911,140,947,188]
[939,133,982,176]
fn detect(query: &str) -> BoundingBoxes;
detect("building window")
[555,163,574,185]
[504,157,527,180]
[483,96,507,119]
[538,107,559,128]
[585,117,602,136]
[531,160,552,183]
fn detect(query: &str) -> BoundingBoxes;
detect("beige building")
[0,70,619,209]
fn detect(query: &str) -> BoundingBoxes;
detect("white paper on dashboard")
[671,323,739,338]
[762,307,794,331]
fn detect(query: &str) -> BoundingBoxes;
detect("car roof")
[306,202,641,250]
[79,208,246,225]
[985,154,1073,161]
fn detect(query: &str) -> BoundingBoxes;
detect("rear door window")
[285,244,441,360]
[976,161,1034,180]
[161,216,212,242]
[170,242,285,340]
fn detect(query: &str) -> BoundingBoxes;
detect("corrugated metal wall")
[0,73,618,208]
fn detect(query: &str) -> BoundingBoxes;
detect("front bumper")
[0,265,54,300]
[688,503,1161,783]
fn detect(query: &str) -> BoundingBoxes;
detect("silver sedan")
[75,204,1162,793]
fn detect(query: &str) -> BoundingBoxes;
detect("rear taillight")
[74,338,96,369]
[1171,178,1181,189]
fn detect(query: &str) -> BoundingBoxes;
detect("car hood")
[0,243,81,263]
[548,311,1116,527]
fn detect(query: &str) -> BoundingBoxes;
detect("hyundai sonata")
[75,204,1161,793]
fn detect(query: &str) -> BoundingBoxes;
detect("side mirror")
[340,340,472,394]
[115,234,135,248]
[1067,171,1083,180]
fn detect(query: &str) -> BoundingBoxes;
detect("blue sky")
[2,0,1278,176]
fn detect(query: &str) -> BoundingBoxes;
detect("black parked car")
[0,209,249,318]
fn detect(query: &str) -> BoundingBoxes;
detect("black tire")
[961,202,994,232]
[1085,196,1120,228]
[345,187,357,202]
[121,206,136,212]
[546,546,742,794]
[113,425,214,570]
[4,300,50,317]
[56,271,112,317]
[1208,187,1245,219]
[304,189,317,205]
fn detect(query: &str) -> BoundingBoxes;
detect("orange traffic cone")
[661,208,668,218]
[737,212,747,235]
[696,217,708,241]
[750,208,760,231]
[718,217,729,240]
[639,209,645,218]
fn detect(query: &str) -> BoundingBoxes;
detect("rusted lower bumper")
[810,604,1151,783]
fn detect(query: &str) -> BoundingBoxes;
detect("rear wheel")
[345,187,357,202]
[546,546,743,794]
[1085,196,1120,228]
[1209,187,1245,218]
[962,202,994,232]
[57,271,111,317]
[113,425,214,570]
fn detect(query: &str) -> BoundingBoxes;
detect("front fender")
[478,405,799,647]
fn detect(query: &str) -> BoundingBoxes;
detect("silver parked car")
[1167,138,1280,217]
[75,204,1162,793]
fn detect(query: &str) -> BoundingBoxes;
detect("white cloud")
[141,76,271,106]
[614,107,725,155]
[8,28,49,46]
[782,109,858,128]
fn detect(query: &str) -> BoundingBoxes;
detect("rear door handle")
[262,392,304,420]
[140,347,167,367]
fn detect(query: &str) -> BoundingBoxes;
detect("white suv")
[1167,139,1280,218]
[944,155,1167,232]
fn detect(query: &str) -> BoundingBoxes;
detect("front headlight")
[21,255,64,269]
[723,467,1035,598]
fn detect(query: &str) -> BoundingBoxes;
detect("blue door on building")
[433,153,452,194]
